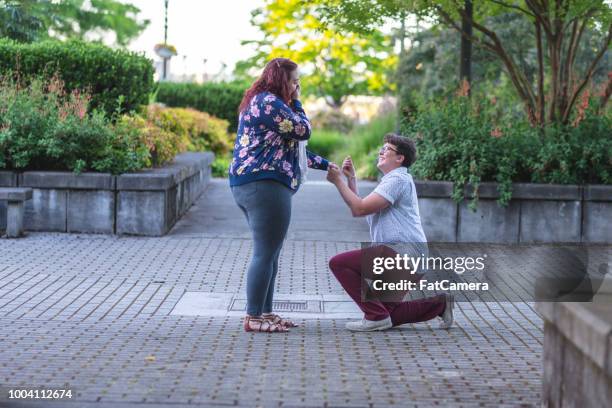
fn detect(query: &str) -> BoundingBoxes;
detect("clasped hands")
[327,156,356,185]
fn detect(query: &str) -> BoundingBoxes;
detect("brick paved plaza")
[0,176,546,407]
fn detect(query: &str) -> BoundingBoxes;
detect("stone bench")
[0,187,33,238]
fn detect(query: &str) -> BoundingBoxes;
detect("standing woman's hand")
[326,163,342,185]
[291,83,301,101]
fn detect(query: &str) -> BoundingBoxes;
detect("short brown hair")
[383,133,417,168]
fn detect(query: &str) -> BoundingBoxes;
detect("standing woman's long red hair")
[238,58,298,113]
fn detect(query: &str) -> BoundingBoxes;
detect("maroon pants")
[329,247,446,325]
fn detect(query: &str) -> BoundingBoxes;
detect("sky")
[126,0,264,80]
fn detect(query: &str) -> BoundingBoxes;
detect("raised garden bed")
[413,181,610,243]
[0,152,213,236]
[1,165,610,242]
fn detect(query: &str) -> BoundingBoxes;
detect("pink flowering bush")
[402,86,611,208]
[0,75,149,174]
[0,75,235,174]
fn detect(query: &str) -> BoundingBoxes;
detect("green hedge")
[156,81,247,131]
[0,39,154,116]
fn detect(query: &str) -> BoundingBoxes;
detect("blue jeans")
[231,180,293,316]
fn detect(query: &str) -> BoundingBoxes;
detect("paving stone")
[0,176,559,407]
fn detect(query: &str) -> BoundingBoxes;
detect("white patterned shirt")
[367,167,427,250]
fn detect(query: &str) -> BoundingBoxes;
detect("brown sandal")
[263,313,299,328]
[243,316,289,333]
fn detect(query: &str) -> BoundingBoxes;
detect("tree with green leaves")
[320,0,611,126]
[235,0,397,108]
[0,0,149,46]
[397,12,609,106]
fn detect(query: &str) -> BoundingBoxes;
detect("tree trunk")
[396,11,407,131]
[438,1,611,127]
[535,20,545,125]
[459,0,473,94]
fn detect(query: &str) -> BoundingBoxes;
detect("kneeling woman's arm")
[327,166,389,217]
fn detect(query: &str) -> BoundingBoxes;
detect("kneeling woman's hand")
[342,156,356,179]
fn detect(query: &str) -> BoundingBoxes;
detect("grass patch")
[330,113,397,179]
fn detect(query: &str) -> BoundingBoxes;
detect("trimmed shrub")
[119,105,234,167]
[115,114,183,168]
[156,81,247,131]
[0,39,154,116]
[0,76,234,174]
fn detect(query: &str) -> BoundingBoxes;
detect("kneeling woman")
[326,134,453,332]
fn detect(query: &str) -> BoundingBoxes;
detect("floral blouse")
[228,91,329,191]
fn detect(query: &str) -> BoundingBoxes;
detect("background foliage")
[0,75,234,174]
[235,0,397,108]
[156,81,247,132]
[320,0,612,126]
[141,105,233,165]
[0,39,154,117]
[402,89,612,206]
[0,75,150,174]
[0,0,148,45]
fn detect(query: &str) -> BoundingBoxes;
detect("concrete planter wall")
[0,171,17,230]
[413,181,610,243]
[0,152,213,236]
[537,302,612,407]
[2,167,611,242]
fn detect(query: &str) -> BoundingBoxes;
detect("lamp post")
[154,0,176,81]
[163,0,169,80]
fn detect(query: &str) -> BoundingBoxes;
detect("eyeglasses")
[379,145,399,155]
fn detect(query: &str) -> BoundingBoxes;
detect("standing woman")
[229,58,331,333]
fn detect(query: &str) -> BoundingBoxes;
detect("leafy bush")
[529,112,611,185]
[115,114,183,168]
[211,154,232,178]
[0,76,150,174]
[402,92,611,207]
[0,39,154,116]
[156,81,247,131]
[118,105,234,168]
[0,75,235,174]
[145,106,233,155]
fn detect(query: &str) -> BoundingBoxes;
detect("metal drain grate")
[271,301,307,312]
[228,299,322,313]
